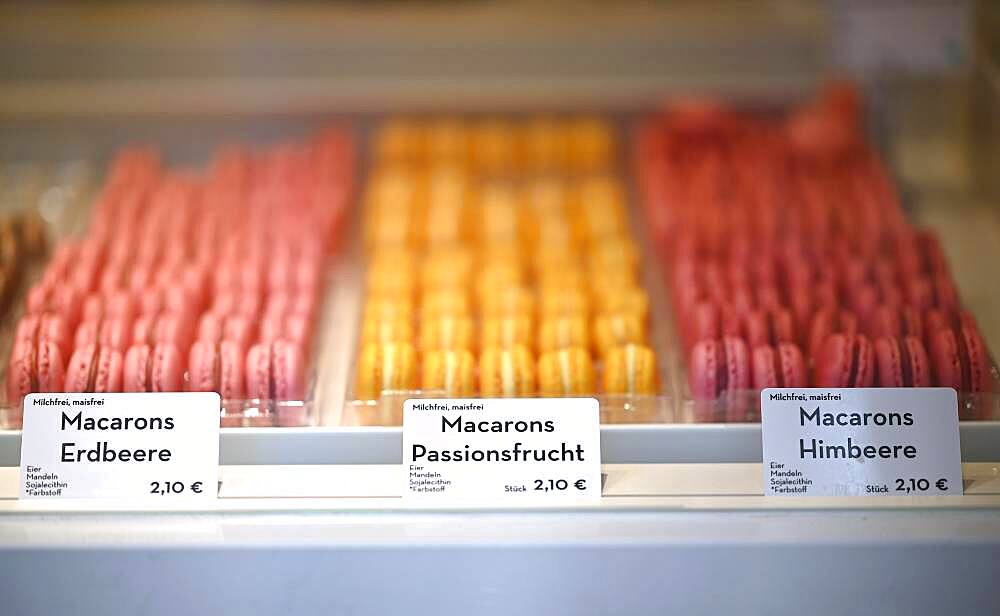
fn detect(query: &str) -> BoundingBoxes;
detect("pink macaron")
[26,283,85,329]
[139,284,194,318]
[6,337,66,404]
[123,343,184,392]
[245,340,305,402]
[82,290,137,324]
[259,312,311,348]
[744,308,796,349]
[189,338,247,428]
[64,343,123,393]
[210,289,263,319]
[689,336,750,401]
[188,339,245,399]
[74,316,132,352]
[196,312,256,350]
[132,312,195,353]
[14,313,72,366]
[751,342,807,390]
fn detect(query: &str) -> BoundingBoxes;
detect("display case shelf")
[1,421,998,466]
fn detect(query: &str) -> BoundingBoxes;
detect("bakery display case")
[343,115,673,427]
[0,129,354,429]
[0,2,998,614]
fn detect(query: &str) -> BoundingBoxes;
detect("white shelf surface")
[1,463,999,614]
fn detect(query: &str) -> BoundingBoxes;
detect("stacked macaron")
[5,129,353,426]
[355,116,660,403]
[636,83,995,407]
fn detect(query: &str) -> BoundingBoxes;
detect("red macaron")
[815,333,875,388]
[929,317,993,393]
[868,304,923,341]
[875,335,930,387]
[808,308,858,362]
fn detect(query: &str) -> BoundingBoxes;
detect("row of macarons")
[7,333,305,413]
[689,310,992,401]
[353,342,658,400]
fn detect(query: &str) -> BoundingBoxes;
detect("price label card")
[402,398,602,504]
[20,392,220,500]
[761,388,963,497]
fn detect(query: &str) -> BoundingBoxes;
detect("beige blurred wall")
[0,1,829,114]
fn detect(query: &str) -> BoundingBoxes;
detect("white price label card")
[761,388,963,497]
[402,398,602,504]
[20,392,220,500]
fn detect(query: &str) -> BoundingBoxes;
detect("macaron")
[259,312,311,348]
[245,340,306,402]
[132,313,195,353]
[264,290,317,322]
[82,290,136,324]
[422,349,476,396]
[478,286,535,318]
[420,289,472,319]
[64,343,123,393]
[689,337,750,401]
[419,315,475,352]
[603,343,658,395]
[814,334,875,388]
[808,308,858,362]
[875,336,930,387]
[6,338,65,402]
[744,308,795,349]
[538,316,589,353]
[139,285,194,318]
[480,315,534,350]
[123,343,184,392]
[479,345,537,397]
[592,286,650,322]
[869,304,923,340]
[904,274,959,312]
[593,312,647,357]
[26,283,85,329]
[14,313,71,365]
[537,347,596,396]
[209,289,262,319]
[929,318,992,393]
[752,343,807,390]
[354,342,417,400]
[196,312,256,349]
[188,340,245,400]
[74,316,131,352]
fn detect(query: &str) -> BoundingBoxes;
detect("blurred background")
[0,0,998,345]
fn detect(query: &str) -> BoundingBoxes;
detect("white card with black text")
[761,388,962,497]
[403,398,602,504]
[20,392,220,500]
